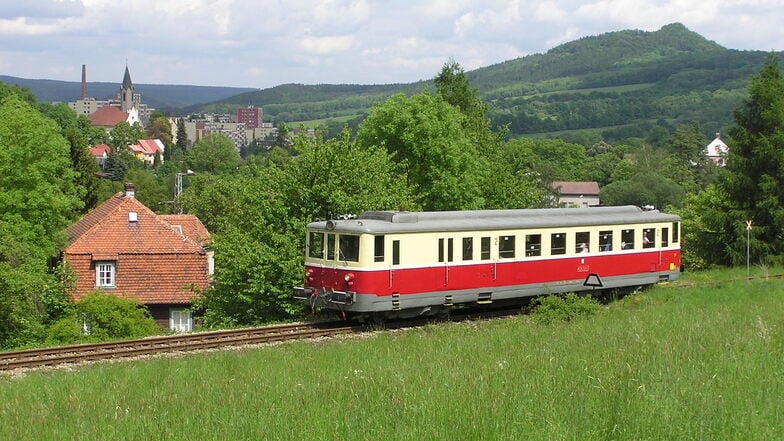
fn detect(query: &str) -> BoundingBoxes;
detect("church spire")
[122,64,133,90]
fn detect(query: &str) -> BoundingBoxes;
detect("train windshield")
[339,235,360,262]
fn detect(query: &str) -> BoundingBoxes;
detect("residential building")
[705,132,729,166]
[551,181,601,208]
[63,183,213,332]
[128,139,165,165]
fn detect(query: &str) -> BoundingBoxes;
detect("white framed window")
[95,261,116,288]
[170,309,192,333]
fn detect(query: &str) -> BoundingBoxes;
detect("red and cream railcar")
[293,206,681,320]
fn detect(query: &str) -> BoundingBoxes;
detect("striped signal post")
[746,220,752,280]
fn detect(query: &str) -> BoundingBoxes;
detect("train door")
[437,236,455,286]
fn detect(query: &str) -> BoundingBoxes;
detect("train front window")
[672,222,680,243]
[374,235,385,262]
[526,234,541,257]
[621,229,635,249]
[308,232,325,259]
[661,227,669,247]
[327,234,336,260]
[551,233,566,255]
[339,235,359,262]
[499,235,515,259]
[599,231,612,252]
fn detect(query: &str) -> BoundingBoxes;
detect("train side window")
[463,237,474,261]
[621,229,635,249]
[642,228,655,248]
[448,238,454,262]
[499,235,515,259]
[393,240,400,265]
[576,231,590,253]
[327,234,336,260]
[339,235,360,262]
[526,234,541,257]
[599,231,612,252]
[438,238,445,263]
[481,237,491,260]
[374,235,385,262]
[308,231,325,258]
[661,227,669,247]
[672,222,680,243]
[551,233,566,255]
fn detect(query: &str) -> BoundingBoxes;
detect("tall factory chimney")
[80,64,87,99]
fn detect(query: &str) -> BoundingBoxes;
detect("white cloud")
[299,35,356,54]
[0,0,781,88]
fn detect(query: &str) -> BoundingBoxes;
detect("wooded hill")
[5,23,779,142]
[194,23,778,142]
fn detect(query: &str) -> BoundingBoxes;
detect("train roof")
[308,206,680,234]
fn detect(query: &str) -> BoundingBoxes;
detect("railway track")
[14,273,778,373]
[0,322,360,372]
[0,307,523,373]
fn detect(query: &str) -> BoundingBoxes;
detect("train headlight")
[344,272,355,287]
[306,268,315,283]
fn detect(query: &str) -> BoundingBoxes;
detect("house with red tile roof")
[551,181,600,208]
[88,144,111,169]
[128,139,165,165]
[63,183,213,332]
[88,105,141,131]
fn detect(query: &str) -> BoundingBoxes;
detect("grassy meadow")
[1,268,783,440]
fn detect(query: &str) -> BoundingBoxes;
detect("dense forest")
[1,25,783,350]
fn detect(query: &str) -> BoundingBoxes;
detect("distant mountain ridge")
[192,23,779,140]
[3,23,781,141]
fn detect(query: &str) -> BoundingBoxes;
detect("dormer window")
[96,262,116,288]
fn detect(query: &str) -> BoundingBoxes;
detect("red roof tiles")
[88,106,128,128]
[64,189,211,305]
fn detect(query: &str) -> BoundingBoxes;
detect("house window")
[170,309,192,333]
[95,262,116,288]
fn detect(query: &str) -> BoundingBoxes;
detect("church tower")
[120,65,135,113]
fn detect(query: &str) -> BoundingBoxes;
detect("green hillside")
[197,23,776,141]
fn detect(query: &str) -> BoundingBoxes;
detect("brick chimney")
[124,183,136,198]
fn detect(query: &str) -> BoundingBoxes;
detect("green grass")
[2,270,783,440]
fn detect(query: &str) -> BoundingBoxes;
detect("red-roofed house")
[88,144,111,169]
[63,183,213,332]
[551,181,600,208]
[128,139,165,165]
[88,105,141,131]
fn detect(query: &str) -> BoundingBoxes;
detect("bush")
[45,292,162,345]
[530,293,601,325]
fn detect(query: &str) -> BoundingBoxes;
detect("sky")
[0,0,782,90]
